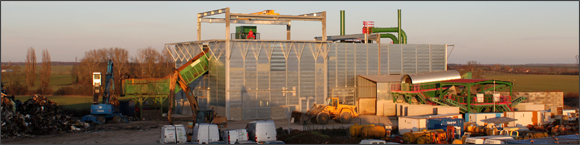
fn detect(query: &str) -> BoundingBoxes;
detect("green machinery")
[391,79,527,113]
[235,26,259,39]
[121,48,210,120]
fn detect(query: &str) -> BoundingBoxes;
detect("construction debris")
[1,95,90,139]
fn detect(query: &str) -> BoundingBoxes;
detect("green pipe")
[379,34,399,44]
[371,27,407,44]
[398,9,401,44]
[340,10,345,36]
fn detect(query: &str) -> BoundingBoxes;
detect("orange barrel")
[349,123,375,138]
[361,125,386,139]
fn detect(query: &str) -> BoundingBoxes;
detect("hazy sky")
[1,1,578,64]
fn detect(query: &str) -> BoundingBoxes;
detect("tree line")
[2,47,51,95]
[2,47,175,96]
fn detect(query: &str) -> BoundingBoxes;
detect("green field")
[483,74,579,94]
[14,95,134,110]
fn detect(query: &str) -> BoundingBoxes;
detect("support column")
[322,11,326,41]
[197,14,202,41]
[225,7,231,119]
[287,22,291,40]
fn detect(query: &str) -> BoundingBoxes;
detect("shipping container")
[397,113,462,134]
[465,113,504,126]
[504,111,548,127]
[426,118,464,139]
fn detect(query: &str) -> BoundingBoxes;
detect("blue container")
[90,104,113,115]
[427,118,464,139]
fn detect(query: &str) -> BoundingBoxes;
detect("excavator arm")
[167,69,200,125]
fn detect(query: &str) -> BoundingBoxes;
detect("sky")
[1,1,579,64]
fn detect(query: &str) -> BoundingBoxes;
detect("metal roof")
[401,70,461,84]
[314,34,380,41]
[480,117,518,124]
[440,79,490,83]
[400,113,462,119]
[359,75,404,83]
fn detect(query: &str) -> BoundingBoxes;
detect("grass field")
[14,95,135,110]
[483,74,579,94]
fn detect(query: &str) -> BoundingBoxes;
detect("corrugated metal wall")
[356,76,377,102]
[168,41,448,120]
[328,43,447,106]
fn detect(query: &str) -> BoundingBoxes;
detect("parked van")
[464,136,514,144]
[160,124,188,144]
[192,123,220,144]
[222,129,249,144]
[359,139,387,144]
[483,138,515,144]
[246,120,277,143]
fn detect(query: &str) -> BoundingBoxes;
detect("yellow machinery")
[349,124,375,138]
[402,129,449,144]
[293,97,359,124]
[464,122,499,136]
[251,10,280,15]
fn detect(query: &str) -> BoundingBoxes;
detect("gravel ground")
[1,115,397,144]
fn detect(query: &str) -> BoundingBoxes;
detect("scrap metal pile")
[1,94,90,139]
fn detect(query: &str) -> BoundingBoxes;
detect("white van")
[464,136,514,144]
[483,138,515,144]
[360,139,387,144]
[160,124,188,144]
[246,120,277,143]
[222,129,249,144]
[160,125,177,144]
[192,123,220,144]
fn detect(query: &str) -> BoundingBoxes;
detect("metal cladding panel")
[355,44,368,76]
[416,44,431,73]
[334,43,349,87]
[379,44,390,75]
[388,44,402,74]
[402,44,417,74]
[328,44,337,88]
[346,43,356,87]
[356,75,377,99]
[367,43,380,75]
[287,48,299,106]
[430,45,446,71]
[377,82,395,101]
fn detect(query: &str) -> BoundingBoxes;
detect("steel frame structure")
[391,79,527,113]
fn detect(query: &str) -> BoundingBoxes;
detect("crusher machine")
[390,78,527,113]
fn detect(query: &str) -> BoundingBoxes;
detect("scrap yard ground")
[1,115,396,144]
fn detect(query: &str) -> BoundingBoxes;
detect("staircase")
[511,96,527,107]
[428,98,450,106]
[444,98,469,113]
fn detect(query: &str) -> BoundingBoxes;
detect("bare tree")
[40,49,51,95]
[493,64,501,71]
[25,47,36,87]
[135,47,161,78]
[109,47,129,95]
[160,49,176,77]
[464,60,483,78]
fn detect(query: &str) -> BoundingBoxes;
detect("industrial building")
[166,8,452,120]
